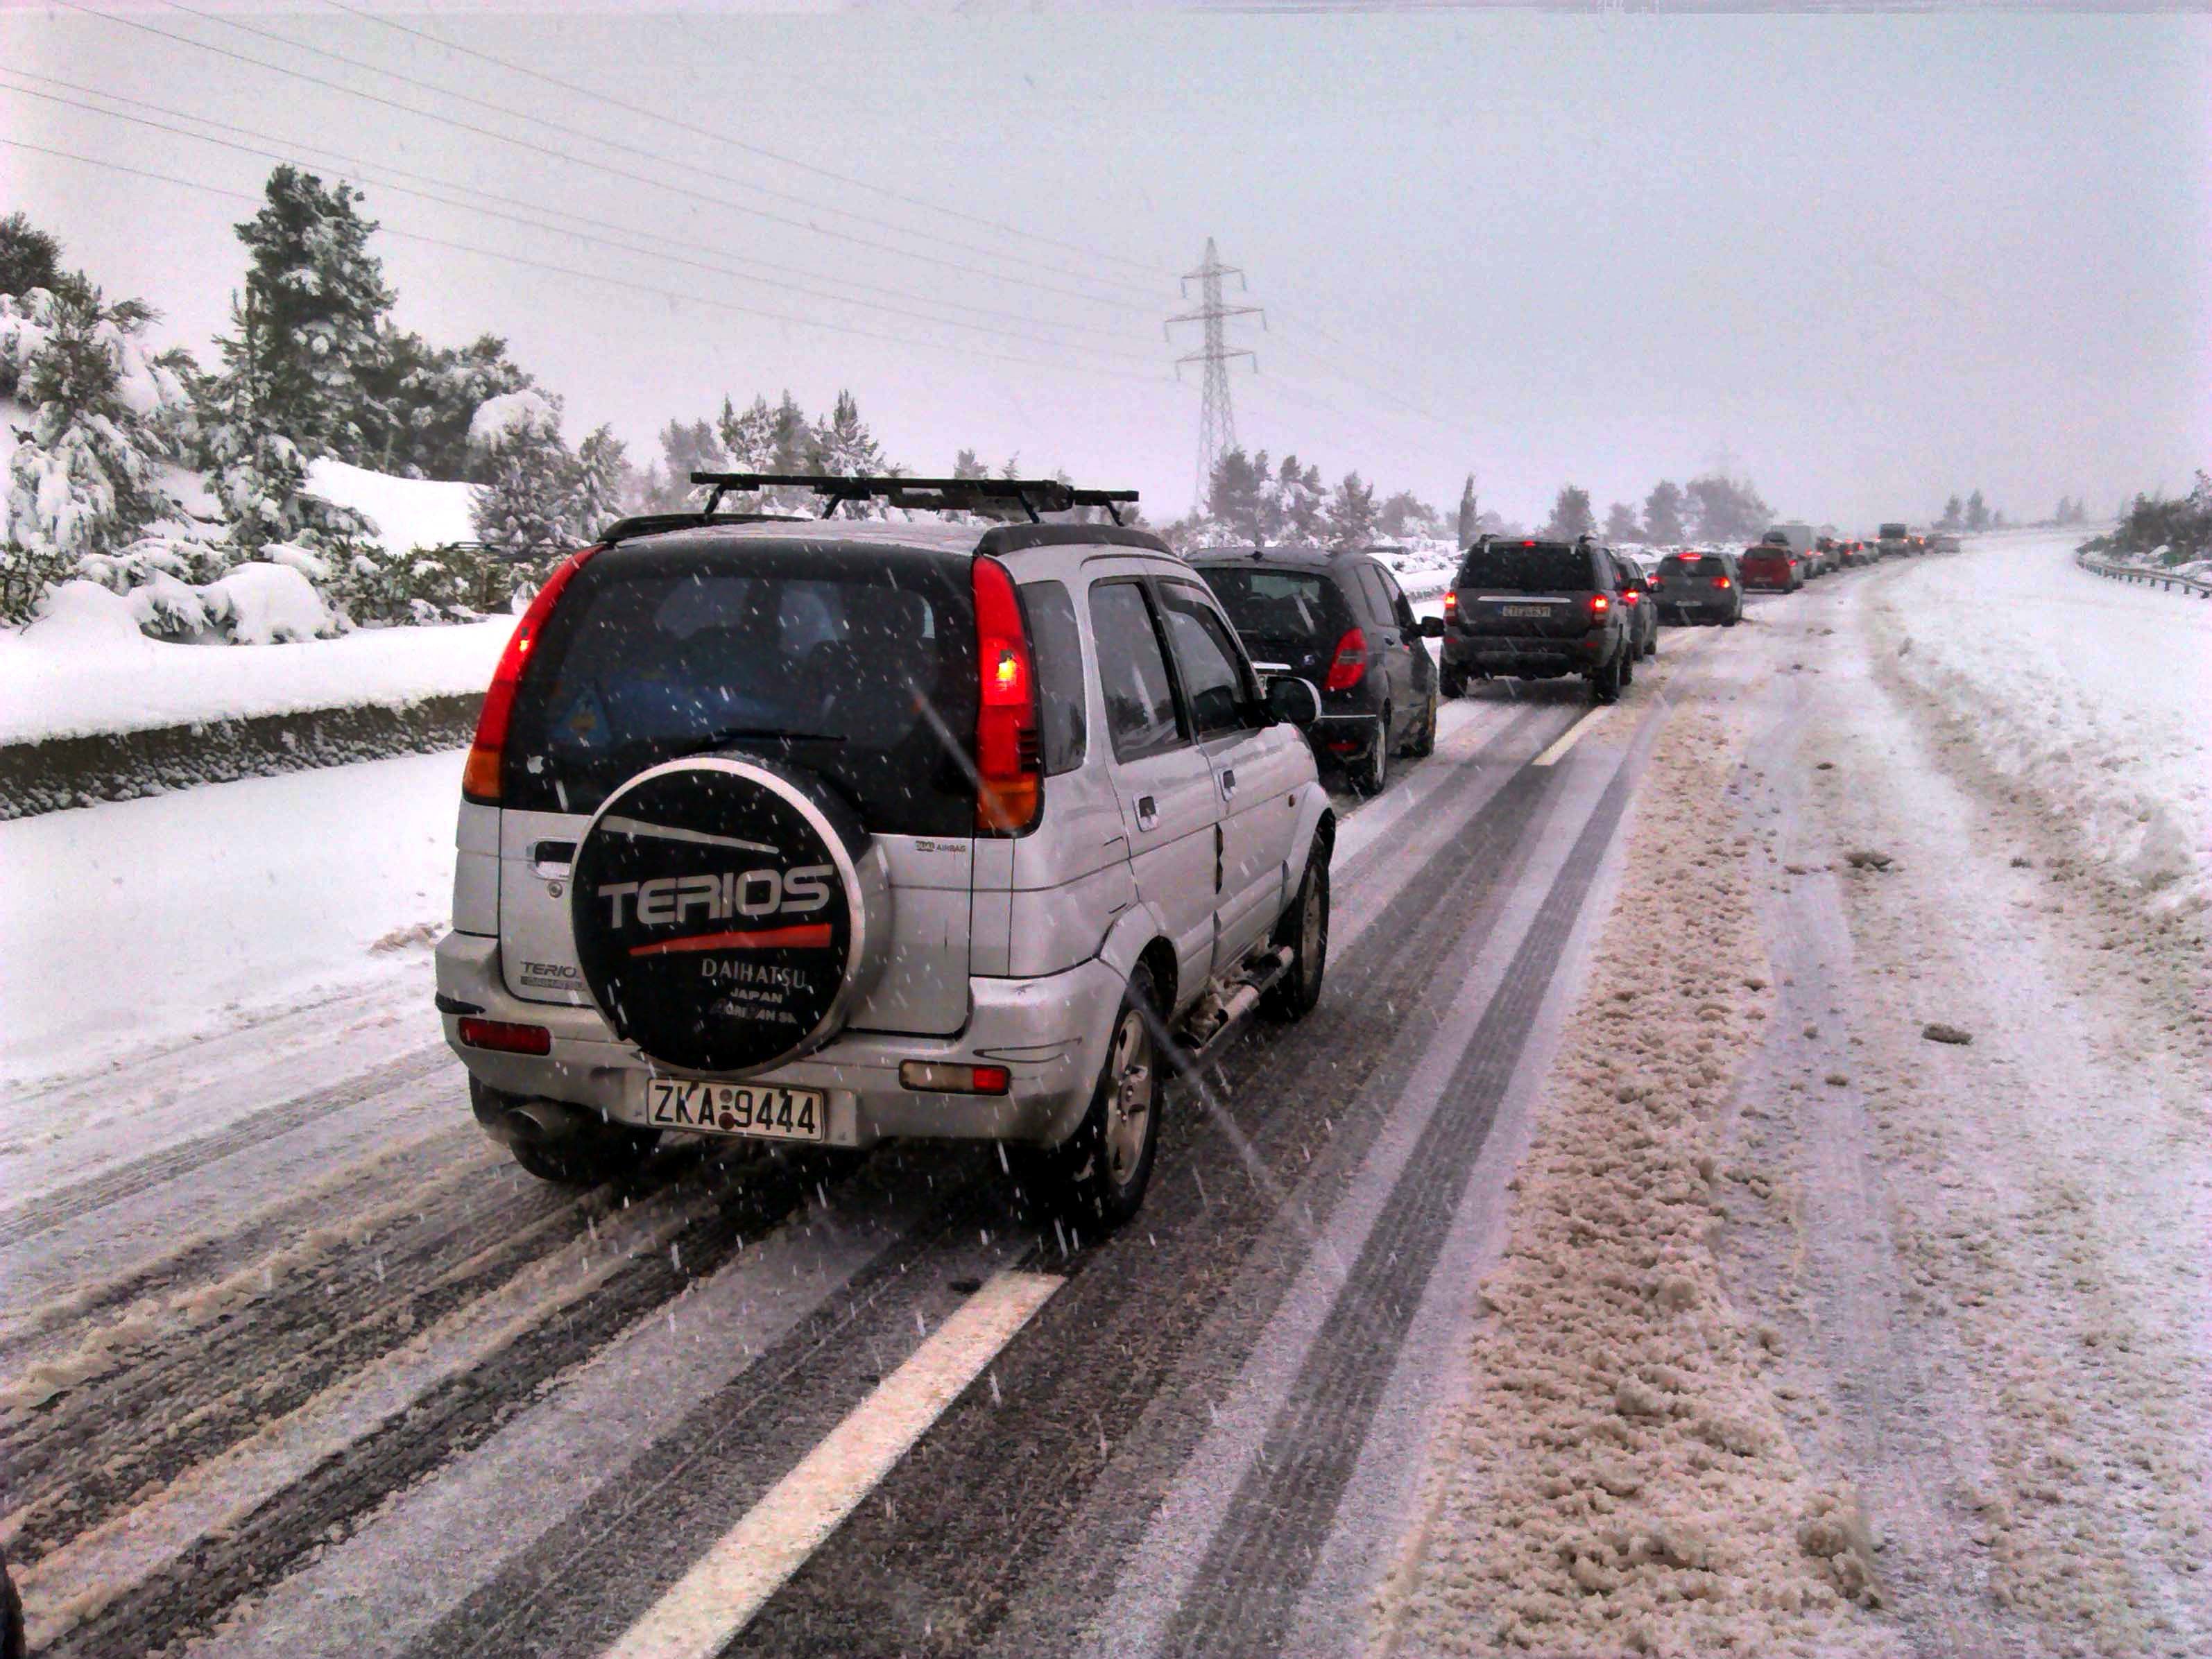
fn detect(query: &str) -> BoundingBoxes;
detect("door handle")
[1220,767,1237,800]
[1135,794,1159,832]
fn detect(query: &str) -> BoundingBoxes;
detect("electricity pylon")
[1167,237,1264,511]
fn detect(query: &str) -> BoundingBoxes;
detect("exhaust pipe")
[504,1098,601,1146]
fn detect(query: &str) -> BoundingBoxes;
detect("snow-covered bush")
[1,280,189,622]
[329,537,505,626]
[200,560,338,644]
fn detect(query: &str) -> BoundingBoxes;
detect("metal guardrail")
[2075,548,2212,598]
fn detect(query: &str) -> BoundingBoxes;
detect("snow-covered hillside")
[306,458,474,560]
[1871,531,2212,916]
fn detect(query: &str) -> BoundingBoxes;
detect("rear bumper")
[435,931,1121,1150]
[1441,631,1613,677]
[1312,711,1383,754]
[1656,596,1735,619]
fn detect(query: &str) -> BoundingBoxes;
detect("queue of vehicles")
[433,472,1947,1231]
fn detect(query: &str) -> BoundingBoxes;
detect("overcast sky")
[3,3,2206,527]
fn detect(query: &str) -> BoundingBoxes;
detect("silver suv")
[434,474,1336,1224]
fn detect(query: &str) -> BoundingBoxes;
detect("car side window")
[1088,580,1185,762]
[1378,565,1419,631]
[1355,565,1395,624]
[1020,578,1086,776]
[1158,581,1258,739]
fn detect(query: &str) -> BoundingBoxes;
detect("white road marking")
[1532,706,1611,767]
[600,1269,1063,1659]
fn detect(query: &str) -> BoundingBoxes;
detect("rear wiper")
[687,726,848,750]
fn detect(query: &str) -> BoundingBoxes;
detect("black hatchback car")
[1439,536,1639,705]
[1192,547,1443,796]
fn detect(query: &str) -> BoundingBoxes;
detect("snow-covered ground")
[0,748,459,1089]
[1870,531,2211,917]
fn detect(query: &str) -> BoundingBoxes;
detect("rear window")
[1195,566,1354,650]
[1667,555,1729,578]
[502,542,979,835]
[1454,542,1597,592]
[1880,523,1908,538]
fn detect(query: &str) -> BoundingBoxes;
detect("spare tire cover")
[569,756,888,1075]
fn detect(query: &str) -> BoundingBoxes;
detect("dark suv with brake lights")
[1439,536,1638,705]
[1653,549,1743,624]
[436,472,1337,1227]
[1191,547,1443,798]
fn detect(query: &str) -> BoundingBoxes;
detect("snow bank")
[0,605,509,746]
[1394,707,1880,1658]
[305,457,474,559]
[0,748,462,1085]
[1871,532,2212,916]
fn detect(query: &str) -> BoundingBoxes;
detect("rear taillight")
[1621,589,1640,605]
[1586,592,1610,620]
[899,1061,1011,1095]
[1714,576,1733,589]
[457,1017,552,1055]
[1443,590,1458,618]
[461,544,603,803]
[1325,628,1368,691]
[972,556,1041,834]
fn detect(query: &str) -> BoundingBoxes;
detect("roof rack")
[689,472,1140,526]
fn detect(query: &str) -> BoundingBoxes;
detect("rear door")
[1154,577,1302,972]
[495,541,979,1035]
[1087,576,1220,1003]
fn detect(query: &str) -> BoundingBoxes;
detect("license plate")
[644,1078,826,1142]
[1500,605,1552,618]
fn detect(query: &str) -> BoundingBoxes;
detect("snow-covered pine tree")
[808,390,886,517]
[468,390,576,612]
[1457,474,1480,545]
[0,212,65,301]
[231,166,395,465]
[370,331,534,480]
[1326,471,1379,546]
[569,424,628,540]
[1,278,187,622]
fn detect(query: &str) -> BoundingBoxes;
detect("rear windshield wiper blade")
[687,727,848,750]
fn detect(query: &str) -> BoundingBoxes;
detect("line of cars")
[430,471,1936,1232]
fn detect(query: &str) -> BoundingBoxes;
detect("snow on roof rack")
[689,472,1140,526]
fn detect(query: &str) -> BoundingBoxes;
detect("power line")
[53,0,1158,317]
[317,0,1174,286]
[156,0,1165,308]
[0,74,1157,368]
[0,137,1177,388]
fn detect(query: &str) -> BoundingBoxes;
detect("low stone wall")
[0,692,482,819]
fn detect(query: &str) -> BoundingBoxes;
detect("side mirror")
[1264,675,1323,728]
[1419,615,1446,638]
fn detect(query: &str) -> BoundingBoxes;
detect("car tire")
[1263,845,1329,1022]
[509,1121,660,1187]
[1034,963,1165,1229]
[1439,665,1466,699]
[1644,629,1658,660]
[1620,646,1636,688]
[2,1546,22,1659]
[1403,685,1437,758]
[1351,712,1390,796]
[1591,653,1623,705]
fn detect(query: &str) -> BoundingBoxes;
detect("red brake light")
[1586,592,1610,619]
[1621,589,1640,605]
[1714,576,1733,589]
[972,556,1040,834]
[1443,589,1458,615]
[1325,628,1369,691]
[462,544,603,803]
[457,1017,552,1055]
